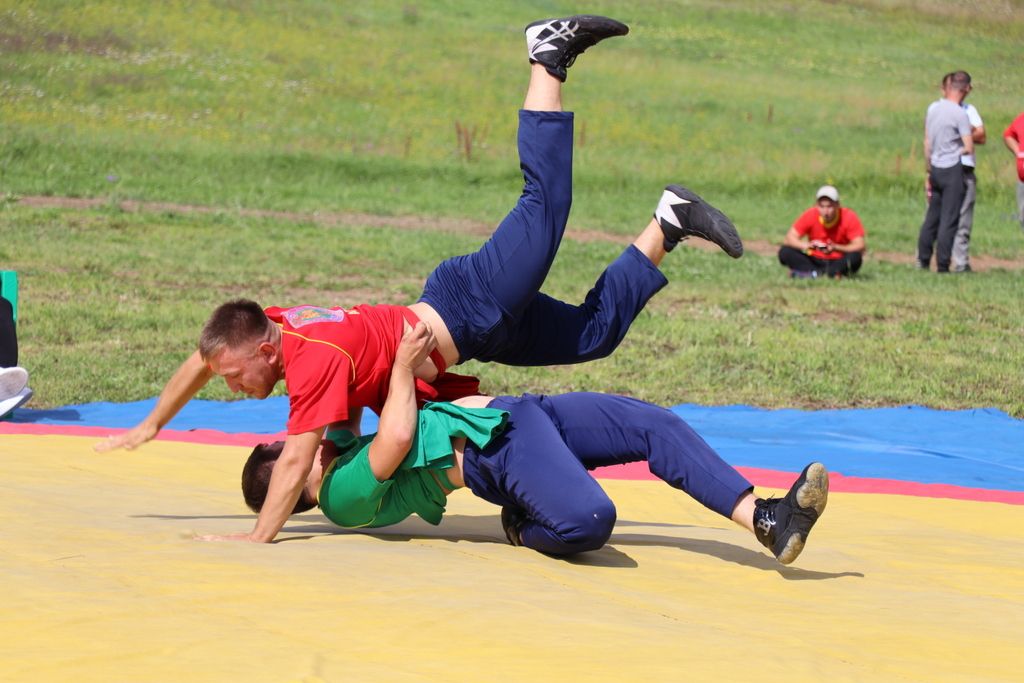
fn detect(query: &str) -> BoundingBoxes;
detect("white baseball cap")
[816,185,840,202]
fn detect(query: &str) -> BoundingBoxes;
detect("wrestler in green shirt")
[317,402,507,528]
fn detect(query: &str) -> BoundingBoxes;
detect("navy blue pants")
[418,110,668,366]
[462,393,754,556]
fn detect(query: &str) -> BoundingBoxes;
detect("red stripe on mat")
[5,422,1022,505]
[0,422,282,447]
[594,461,1024,505]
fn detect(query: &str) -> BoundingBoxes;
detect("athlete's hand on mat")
[194,532,256,542]
[396,321,436,371]
[93,422,158,453]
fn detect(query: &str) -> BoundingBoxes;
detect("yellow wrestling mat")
[2,434,1022,682]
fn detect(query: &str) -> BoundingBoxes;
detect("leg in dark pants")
[463,396,619,555]
[536,393,752,517]
[778,245,821,274]
[481,245,667,365]
[823,251,863,277]
[419,110,575,357]
[463,393,753,555]
[952,168,976,271]
[420,109,667,367]
[0,297,17,368]
[918,164,965,271]
[779,247,861,278]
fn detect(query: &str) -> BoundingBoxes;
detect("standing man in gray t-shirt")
[943,71,986,272]
[917,71,974,273]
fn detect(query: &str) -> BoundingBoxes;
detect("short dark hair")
[198,299,272,361]
[949,70,971,92]
[241,441,317,514]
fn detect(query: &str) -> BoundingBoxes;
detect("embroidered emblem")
[284,305,346,328]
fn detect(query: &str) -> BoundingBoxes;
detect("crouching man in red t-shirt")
[778,185,866,279]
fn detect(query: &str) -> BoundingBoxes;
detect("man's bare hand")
[396,321,436,371]
[94,422,158,453]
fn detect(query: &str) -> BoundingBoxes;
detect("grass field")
[1,0,1023,415]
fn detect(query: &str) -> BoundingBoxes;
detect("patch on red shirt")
[284,305,346,328]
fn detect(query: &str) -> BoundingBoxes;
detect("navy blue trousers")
[418,109,668,366]
[462,393,754,556]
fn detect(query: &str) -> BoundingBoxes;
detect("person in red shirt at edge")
[1003,111,1024,231]
[777,185,866,279]
[94,15,744,543]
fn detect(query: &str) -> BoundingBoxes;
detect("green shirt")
[317,402,507,528]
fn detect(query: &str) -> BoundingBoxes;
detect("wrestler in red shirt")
[265,303,478,435]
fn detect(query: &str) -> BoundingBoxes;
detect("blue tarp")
[11,398,1024,492]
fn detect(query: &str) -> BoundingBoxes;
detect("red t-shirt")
[265,304,480,435]
[792,206,865,260]
[1004,113,1024,181]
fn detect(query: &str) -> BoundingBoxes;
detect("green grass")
[1,1,1023,415]
[3,205,1022,415]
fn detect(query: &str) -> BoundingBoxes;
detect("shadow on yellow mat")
[1,434,1021,682]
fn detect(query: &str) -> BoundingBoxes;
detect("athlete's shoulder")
[275,305,357,330]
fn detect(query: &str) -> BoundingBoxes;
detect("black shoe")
[753,462,829,565]
[789,269,818,280]
[501,506,525,546]
[525,15,629,82]
[654,185,744,258]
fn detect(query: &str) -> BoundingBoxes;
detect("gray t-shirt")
[926,99,972,169]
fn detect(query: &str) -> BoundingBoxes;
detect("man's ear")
[257,340,278,364]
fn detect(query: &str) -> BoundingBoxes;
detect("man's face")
[208,342,279,399]
[816,198,838,223]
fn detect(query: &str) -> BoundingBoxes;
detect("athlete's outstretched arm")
[94,350,213,452]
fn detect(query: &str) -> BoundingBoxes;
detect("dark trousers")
[778,245,863,277]
[419,110,668,367]
[918,163,966,272]
[463,393,754,556]
[0,296,16,368]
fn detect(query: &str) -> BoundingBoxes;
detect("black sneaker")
[654,185,744,258]
[753,462,829,565]
[501,506,525,546]
[525,15,629,82]
[789,269,818,279]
